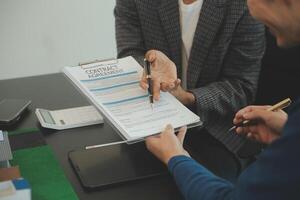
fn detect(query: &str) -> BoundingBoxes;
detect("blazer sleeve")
[114,0,145,65]
[190,10,265,139]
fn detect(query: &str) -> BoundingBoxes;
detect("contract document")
[63,56,202,142]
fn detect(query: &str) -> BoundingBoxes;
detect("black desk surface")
[0,74,239,200]
[0,73,239,200]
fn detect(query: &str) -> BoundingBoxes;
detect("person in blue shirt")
[145,0,300,199]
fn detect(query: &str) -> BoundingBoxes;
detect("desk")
[0,73,240,200]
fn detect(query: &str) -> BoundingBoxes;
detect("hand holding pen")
[231,98,291,144]
[140,50,179,101]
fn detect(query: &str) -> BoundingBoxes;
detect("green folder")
[11,145,79,200]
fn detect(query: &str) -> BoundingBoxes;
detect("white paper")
[63,56,201,141]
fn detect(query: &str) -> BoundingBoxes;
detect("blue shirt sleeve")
[168,155,235,200]
[167,100,300,200]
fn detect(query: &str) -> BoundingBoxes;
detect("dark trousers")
[183,128,242,183]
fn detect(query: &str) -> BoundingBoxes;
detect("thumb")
[177,126,187,144]
[165,124,174,133]
[162,124,174,137]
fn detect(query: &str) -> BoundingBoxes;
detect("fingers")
[174,79,181,89]
[141,74,177,99]
[166,79,175,89]
[152,78,161,101]
[140,75,149,90]
[142,78,180,95]
[145,135,160,151]
[242,109,271,123]
[236,125,257,135]
[160,79,178,92]
[161,82,170,92]
[146,124,174,143]
[145,135,158,144]
[234,105,271,124]
[234,107,253,124]
[145,50,157,62]
[247,132,256,140]
[144,50,180,98]
[177,126,187,144]
[236,106,271,117]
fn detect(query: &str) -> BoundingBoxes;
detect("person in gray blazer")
[115,0,265,156]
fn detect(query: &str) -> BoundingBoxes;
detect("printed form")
[63,57,201,141]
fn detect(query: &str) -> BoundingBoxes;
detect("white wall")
[0,0,116,80]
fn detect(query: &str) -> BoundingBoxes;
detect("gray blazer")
[115,0,265,153]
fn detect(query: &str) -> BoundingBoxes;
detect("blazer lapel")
[158,0,182,76]
[187,0,226,88]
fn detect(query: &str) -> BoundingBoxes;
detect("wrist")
[163,152,186,165]
[184,91,195,106]
[163,148,191,165]
[171,87,195,106]
[163,155,175,165]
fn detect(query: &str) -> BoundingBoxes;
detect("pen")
[228,98,292,133]
[144,59,154,109]
[85,140,127,150]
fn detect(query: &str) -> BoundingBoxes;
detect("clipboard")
[68,142,167,190]
[66,58,132,143]
[63,56,202,145]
